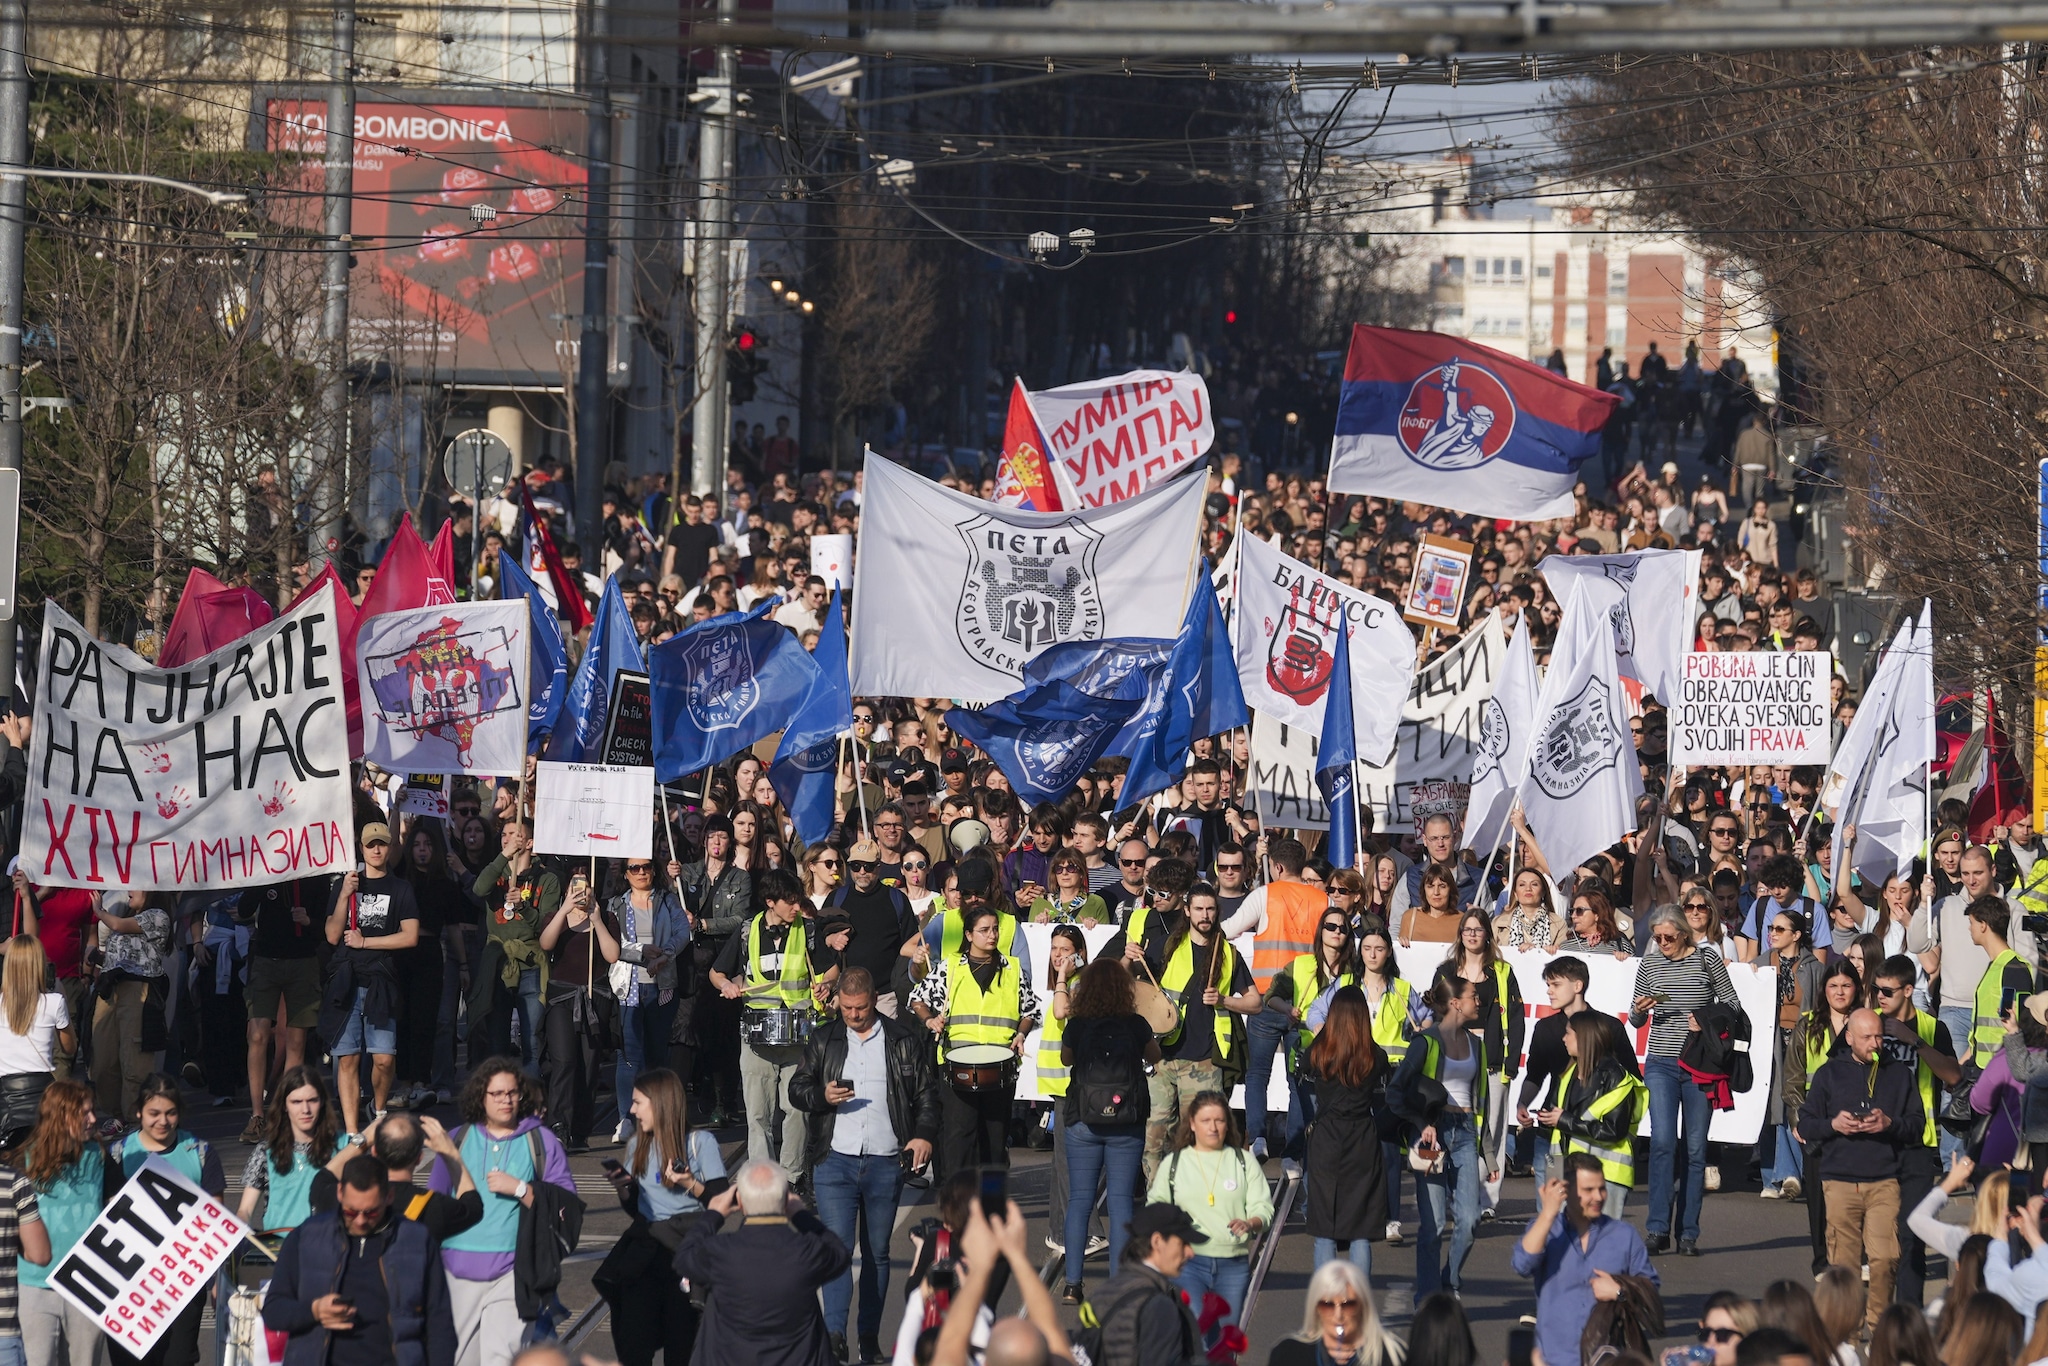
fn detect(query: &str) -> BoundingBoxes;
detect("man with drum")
[910,901,1042,1181]
[709,868,836,1180]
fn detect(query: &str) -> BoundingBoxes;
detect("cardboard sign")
[532,760,652,857]
[810,534,853,591]
[397,773,449,818]
[48,1156,249,1356]
[600,670,654,768]
[1402,534,1474,629]
[1672,650,1833,764]
[25,587,356,890]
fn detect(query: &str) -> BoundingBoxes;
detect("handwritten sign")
[1031,370,1214,508]
[533,760,653,858]
[49,1156,248,1355]
[397,773,449,818]
[25,586,355,890]
[600,670,654,768]
[1671,650,1833,765]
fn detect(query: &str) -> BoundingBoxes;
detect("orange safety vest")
[1250,878,1327,993]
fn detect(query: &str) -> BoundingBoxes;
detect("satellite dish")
[442,429,515,498]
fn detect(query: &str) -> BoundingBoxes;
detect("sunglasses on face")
[1146,888,1175,902]
[1571,904,1592,915]
[1651,932,1680,945]
[626,864,654,874]
[847,860,878,873]
[1698,1328,1742,1345]
[1119,857,1147,867]
[1318,1299,1362,1313]
[1216,861,1244,872]
[1322,923,1348,935]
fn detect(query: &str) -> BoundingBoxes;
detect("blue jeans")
[0,1332,22,1366]
[813,1150,905,1341]
[1313,1237,1371,1280]
[505,967,542,1070]
[616,995,678,1129]
[332,986,398,1056]
[1065,1122,1144,1285]
[1763,1122,1806,1187]
[1176,1254,1252,1330]
[1416,1112,1482,1295]
[1244,1011,1304,1155]
[1940,1004,1973,1164]
[1646,1056,1709,1240]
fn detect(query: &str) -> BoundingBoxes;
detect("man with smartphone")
[1511,1152,1656,1366]
[789,967,940,1365]
[323,825,421,1135]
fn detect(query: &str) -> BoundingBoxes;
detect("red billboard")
[264,98,613,385]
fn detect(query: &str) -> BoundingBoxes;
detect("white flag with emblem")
[1232,532,1416,766]
[849,451,1207,700]
[1519,576,1644,878]
[1830,603,1933,882]
[1540,547,1699,708]
[1462,613,1539,856]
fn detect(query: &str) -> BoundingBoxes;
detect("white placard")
[1671,650,1833,765]
[810,534,853,591]
[532,761,653,858]
[25,587,355,890]
[356,599,529,778]
[397,774,450,819]
[48,1155,249,1356]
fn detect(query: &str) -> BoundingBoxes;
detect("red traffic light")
[734,329,759,352]
[1224,310,1238,325]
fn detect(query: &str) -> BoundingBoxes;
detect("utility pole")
[689,0,736,501]
[314,0,354,572]
[0,0,24,711]
[574,0,611,562]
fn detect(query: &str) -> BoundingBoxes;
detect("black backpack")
[1069,1020,1149,1127]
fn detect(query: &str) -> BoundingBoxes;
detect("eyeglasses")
[1697,1328,1742,1345]
[817,858,841,868]
[626,864,654,874]
[1322,923,1348,935]
[902,860,928,872]
[1876,984,1904,998]
[1215,861,1244,872]
[847,860,878,873]
[876,821,905,831]
[1146,888,1175,902]
[1317,1299,1362,1313]
[1570,904,1592,915]
[485,1087,521,1100]
[1120,857,1148,867]
[1650,932,1680,945]
[1769,924,1794,935]
[852,713,876,724]
[1709,826,1739,838]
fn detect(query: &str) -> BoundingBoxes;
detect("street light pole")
[574,0,611,563]
[688,0,736,502]
[0,0,27,711]
[314,0,354,573]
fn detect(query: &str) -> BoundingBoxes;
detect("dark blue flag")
[497,549,568,748]
[947,680,1148,808]
[1316,613,1359,871]
[771,589,854,845]
[650,600,821,782]
[1113,570,1250,804]
[545,576,645,764]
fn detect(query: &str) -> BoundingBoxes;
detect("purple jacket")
[427,1115,575,1282]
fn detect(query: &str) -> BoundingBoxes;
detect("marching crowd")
[0,421,2037,1366]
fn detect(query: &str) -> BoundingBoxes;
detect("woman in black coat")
[1298,985,1392,1279]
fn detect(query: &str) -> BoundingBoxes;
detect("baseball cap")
[884,757,917,786]
[1661,461,1680,475]
[949,820,992,855]
[848,837,883,864]
[360,823,392,848]
[1126,1203,1202,1248]
[2028,993,2048,1027]
[940,748,971,775]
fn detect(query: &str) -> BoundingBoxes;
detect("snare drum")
[945,1044,1020,1093]
[742,1006,814,1049]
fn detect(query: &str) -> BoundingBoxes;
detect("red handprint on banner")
[140,742,173,774]
[155,786,191,820]
[260,782,294,818]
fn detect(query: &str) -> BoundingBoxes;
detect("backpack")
[1069,1020,1148,1128]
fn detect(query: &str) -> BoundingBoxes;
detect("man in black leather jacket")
[788,966,940,1365]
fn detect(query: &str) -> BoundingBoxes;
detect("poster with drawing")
[356,599,528,778]
[532,761,653,858]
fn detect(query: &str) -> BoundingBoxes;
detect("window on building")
[1608,268,1628,295]
[1535,265,1553,278]
[1436,257,1466,282]
[1607,326,1627,345]
[168,11,243,67]
[1492,258,1506,279]
[1510,259,1525,279]
[357,13,402,77]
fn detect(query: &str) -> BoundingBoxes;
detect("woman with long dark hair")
[1056,958,1161,1302]
[1434,910,1524,1209]
[1788,958,1864,1270]
[1264,905,1359,1155]
[235,1064,339,1234]
[16,1079,104,1366]
[1560,887,1635,959]
[1358,921,1423,1248]
[1761,905,1824,1201]
[113,1074,224,1366]
[1391,976,1495,1297]
[1540,1012,1646,1217]
[598,1067,727,1366]
[401,821,463,1105]
[1301,986,1391,1277]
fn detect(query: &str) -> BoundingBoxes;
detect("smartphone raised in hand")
[978,1165,1008,1222]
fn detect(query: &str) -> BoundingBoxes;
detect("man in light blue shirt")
[1512,1152,1657,1366]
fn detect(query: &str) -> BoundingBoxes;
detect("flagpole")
[658,783,685,905]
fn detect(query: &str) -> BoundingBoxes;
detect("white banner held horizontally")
[48,1156,250,1356]
[849,452,1206,700]
[532,761,653,858]
[25,587,355,890]
[356,598,529,778]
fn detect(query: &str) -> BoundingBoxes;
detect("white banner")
[1671,651,1833,765]
[1234,534,1416,765]
[1541,548,1700,709]
[532,761,653,858]
[810,534,853,591]
[25,588,355,890]
[1464,615,1539,855]
[849,452,1206,700]
[1522,577,1644,878]
[1009,924,1770,1142]
[1248,713,1331,832]
[356,599,529,778]
[49,1156,249,1356]
[1030,370,1214,508]
[1359,612,1507,835]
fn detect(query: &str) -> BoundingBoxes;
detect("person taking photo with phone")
[1511,1152,1657,1366]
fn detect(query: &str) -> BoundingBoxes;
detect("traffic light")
[727,325,766,405]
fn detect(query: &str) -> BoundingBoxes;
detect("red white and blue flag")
[990,378,1079,512]
[1327,324,1618,521]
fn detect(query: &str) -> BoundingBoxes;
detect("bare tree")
[814,189,939,469]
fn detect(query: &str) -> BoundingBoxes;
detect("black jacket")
[788,1014,941,1171]
[674,1208,850,1366]
[513,1174,586,1319]
[1795,1051,1923,1183]
[1086,1261,1203,1366]
[1555,1056,1637,1151]
[1679,1001,1753,1096]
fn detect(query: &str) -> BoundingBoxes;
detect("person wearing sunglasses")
[1511,1152,1656,1366]
[1264,1239,1401,1366]
[605,855,690,1146]
[1695,1291,1759,1366]
[1103,839,1154,921]
[818,838,922,1022]
[1760,909,1824,1203]
[1872,954,1961,1309]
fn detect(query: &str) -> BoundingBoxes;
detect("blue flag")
[545,576,645,763]
[497,550,568,748]
[947,680,1148,808]
[771,589,854,845]
[1316,613,1359,871]
[1114,570,1250,804]
[649,601,821,781]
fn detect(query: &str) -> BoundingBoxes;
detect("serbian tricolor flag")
[990,379,1078,512]
[1327,324,1618,521]
[521,487,594,634]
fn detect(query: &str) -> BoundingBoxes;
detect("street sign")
[443,429,514,496]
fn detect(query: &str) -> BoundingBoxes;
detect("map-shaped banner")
[357,599,529,777]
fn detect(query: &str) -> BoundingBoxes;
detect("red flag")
[287,563,363,757]
[1969,688,2031,842]
[520,488,594,633]
[990,379,1069,511]
[158,568,276,668]
[357,514,436,624]
[425,520,458,605]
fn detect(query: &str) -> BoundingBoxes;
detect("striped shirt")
[1628,946,1739,1056]
[0,1164,40,1333]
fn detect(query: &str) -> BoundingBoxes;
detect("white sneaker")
[1251,1137,1268,1161]
[612,1119,633,1144]
[1760,1184,1783,1200]
[1086,1235,1109,1257]
[1385,1220,1405,1246]
[1704,1165,1721,1192]
[1781,1177,1802,1201]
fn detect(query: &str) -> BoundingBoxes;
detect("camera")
[925,1260,958,1295]
[2022,913,2048,936]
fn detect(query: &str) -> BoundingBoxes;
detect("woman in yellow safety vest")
[1537,1012,1645,1217]
[1267,911,1361,1052]
[1389,974,1495,1299]
[1358,921,1423,1247]
[1786,957,1861,1274]
[1040,926,1097,1261]
[1432,911,1525,1194]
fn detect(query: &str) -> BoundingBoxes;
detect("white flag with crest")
[1540,548,1700,707]
[1831,603,1934,882]
[1519,576,1644,879]
[1463,613,1540,856]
